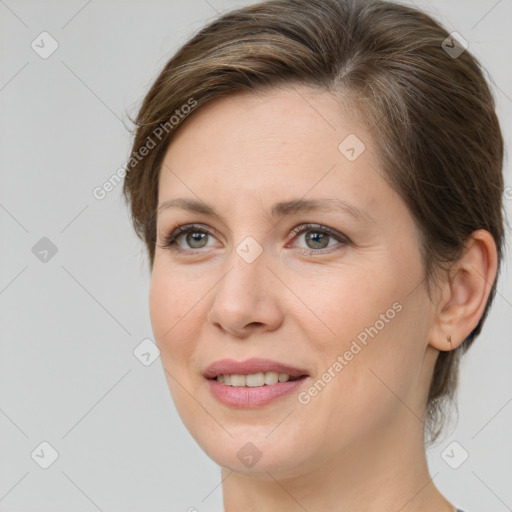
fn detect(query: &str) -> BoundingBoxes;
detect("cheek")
[148,266,200,373]
[149,269,205,424]
[315,286,430,441]
[301,255,428,427]
[149,271,176,344]
[293,261,398,352]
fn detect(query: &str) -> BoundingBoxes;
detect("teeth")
[215,371,296,387]
[264,372,279,385]
[230,374,246,386]
[246,373,265,387]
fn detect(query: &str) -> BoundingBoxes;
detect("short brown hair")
[122,0,506,443]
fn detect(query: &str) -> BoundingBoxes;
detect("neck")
[221,411,454,512]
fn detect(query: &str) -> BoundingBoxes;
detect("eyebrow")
[157,197,375,224]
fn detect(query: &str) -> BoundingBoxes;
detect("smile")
[204,358,310,407]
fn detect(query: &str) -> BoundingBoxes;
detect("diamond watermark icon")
[237,442,263,468]
[441,440,469,469]
[236,236,263,264]
[133,338,160,367]
[441,32,468,59]
[338,134,366,161]
[31,31,59,59]
[32,237,58,263]
[31,441,59,469]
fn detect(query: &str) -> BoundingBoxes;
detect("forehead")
[166,85,357,156]
[157,85,397,224]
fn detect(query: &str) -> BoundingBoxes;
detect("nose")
[206,247,284,338]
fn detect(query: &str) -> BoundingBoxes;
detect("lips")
[203,357,310,380]
[204,357,311,408]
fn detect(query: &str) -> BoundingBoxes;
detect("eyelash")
[159,223,350,256]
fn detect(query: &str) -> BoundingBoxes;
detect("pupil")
[307,231,328,249]
[187,232,207,248]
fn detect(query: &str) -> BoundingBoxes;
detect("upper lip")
[203,358,310,379]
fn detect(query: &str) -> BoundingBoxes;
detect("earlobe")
[430,330,457,353]
[429,229,498,352]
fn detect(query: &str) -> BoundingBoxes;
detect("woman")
[123,0,505,510]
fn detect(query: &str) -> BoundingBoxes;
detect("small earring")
[447,335,452,348]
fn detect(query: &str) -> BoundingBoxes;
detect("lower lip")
[207,377,309,408]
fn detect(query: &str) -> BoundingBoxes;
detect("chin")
[187,421,320,479]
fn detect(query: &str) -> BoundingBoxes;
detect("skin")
[149,84,497,512]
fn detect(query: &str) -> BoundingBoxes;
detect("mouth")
[204,357,309,382]
[203,358,310,407]
[211,372,307,387]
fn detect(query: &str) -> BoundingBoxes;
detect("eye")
[159,223,218,253]
[287,224,349,255]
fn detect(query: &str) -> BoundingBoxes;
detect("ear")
[429,229,498,352]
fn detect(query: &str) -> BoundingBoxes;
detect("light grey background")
[0,1,510,511]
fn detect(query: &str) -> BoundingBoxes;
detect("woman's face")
[150,85,439,478]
